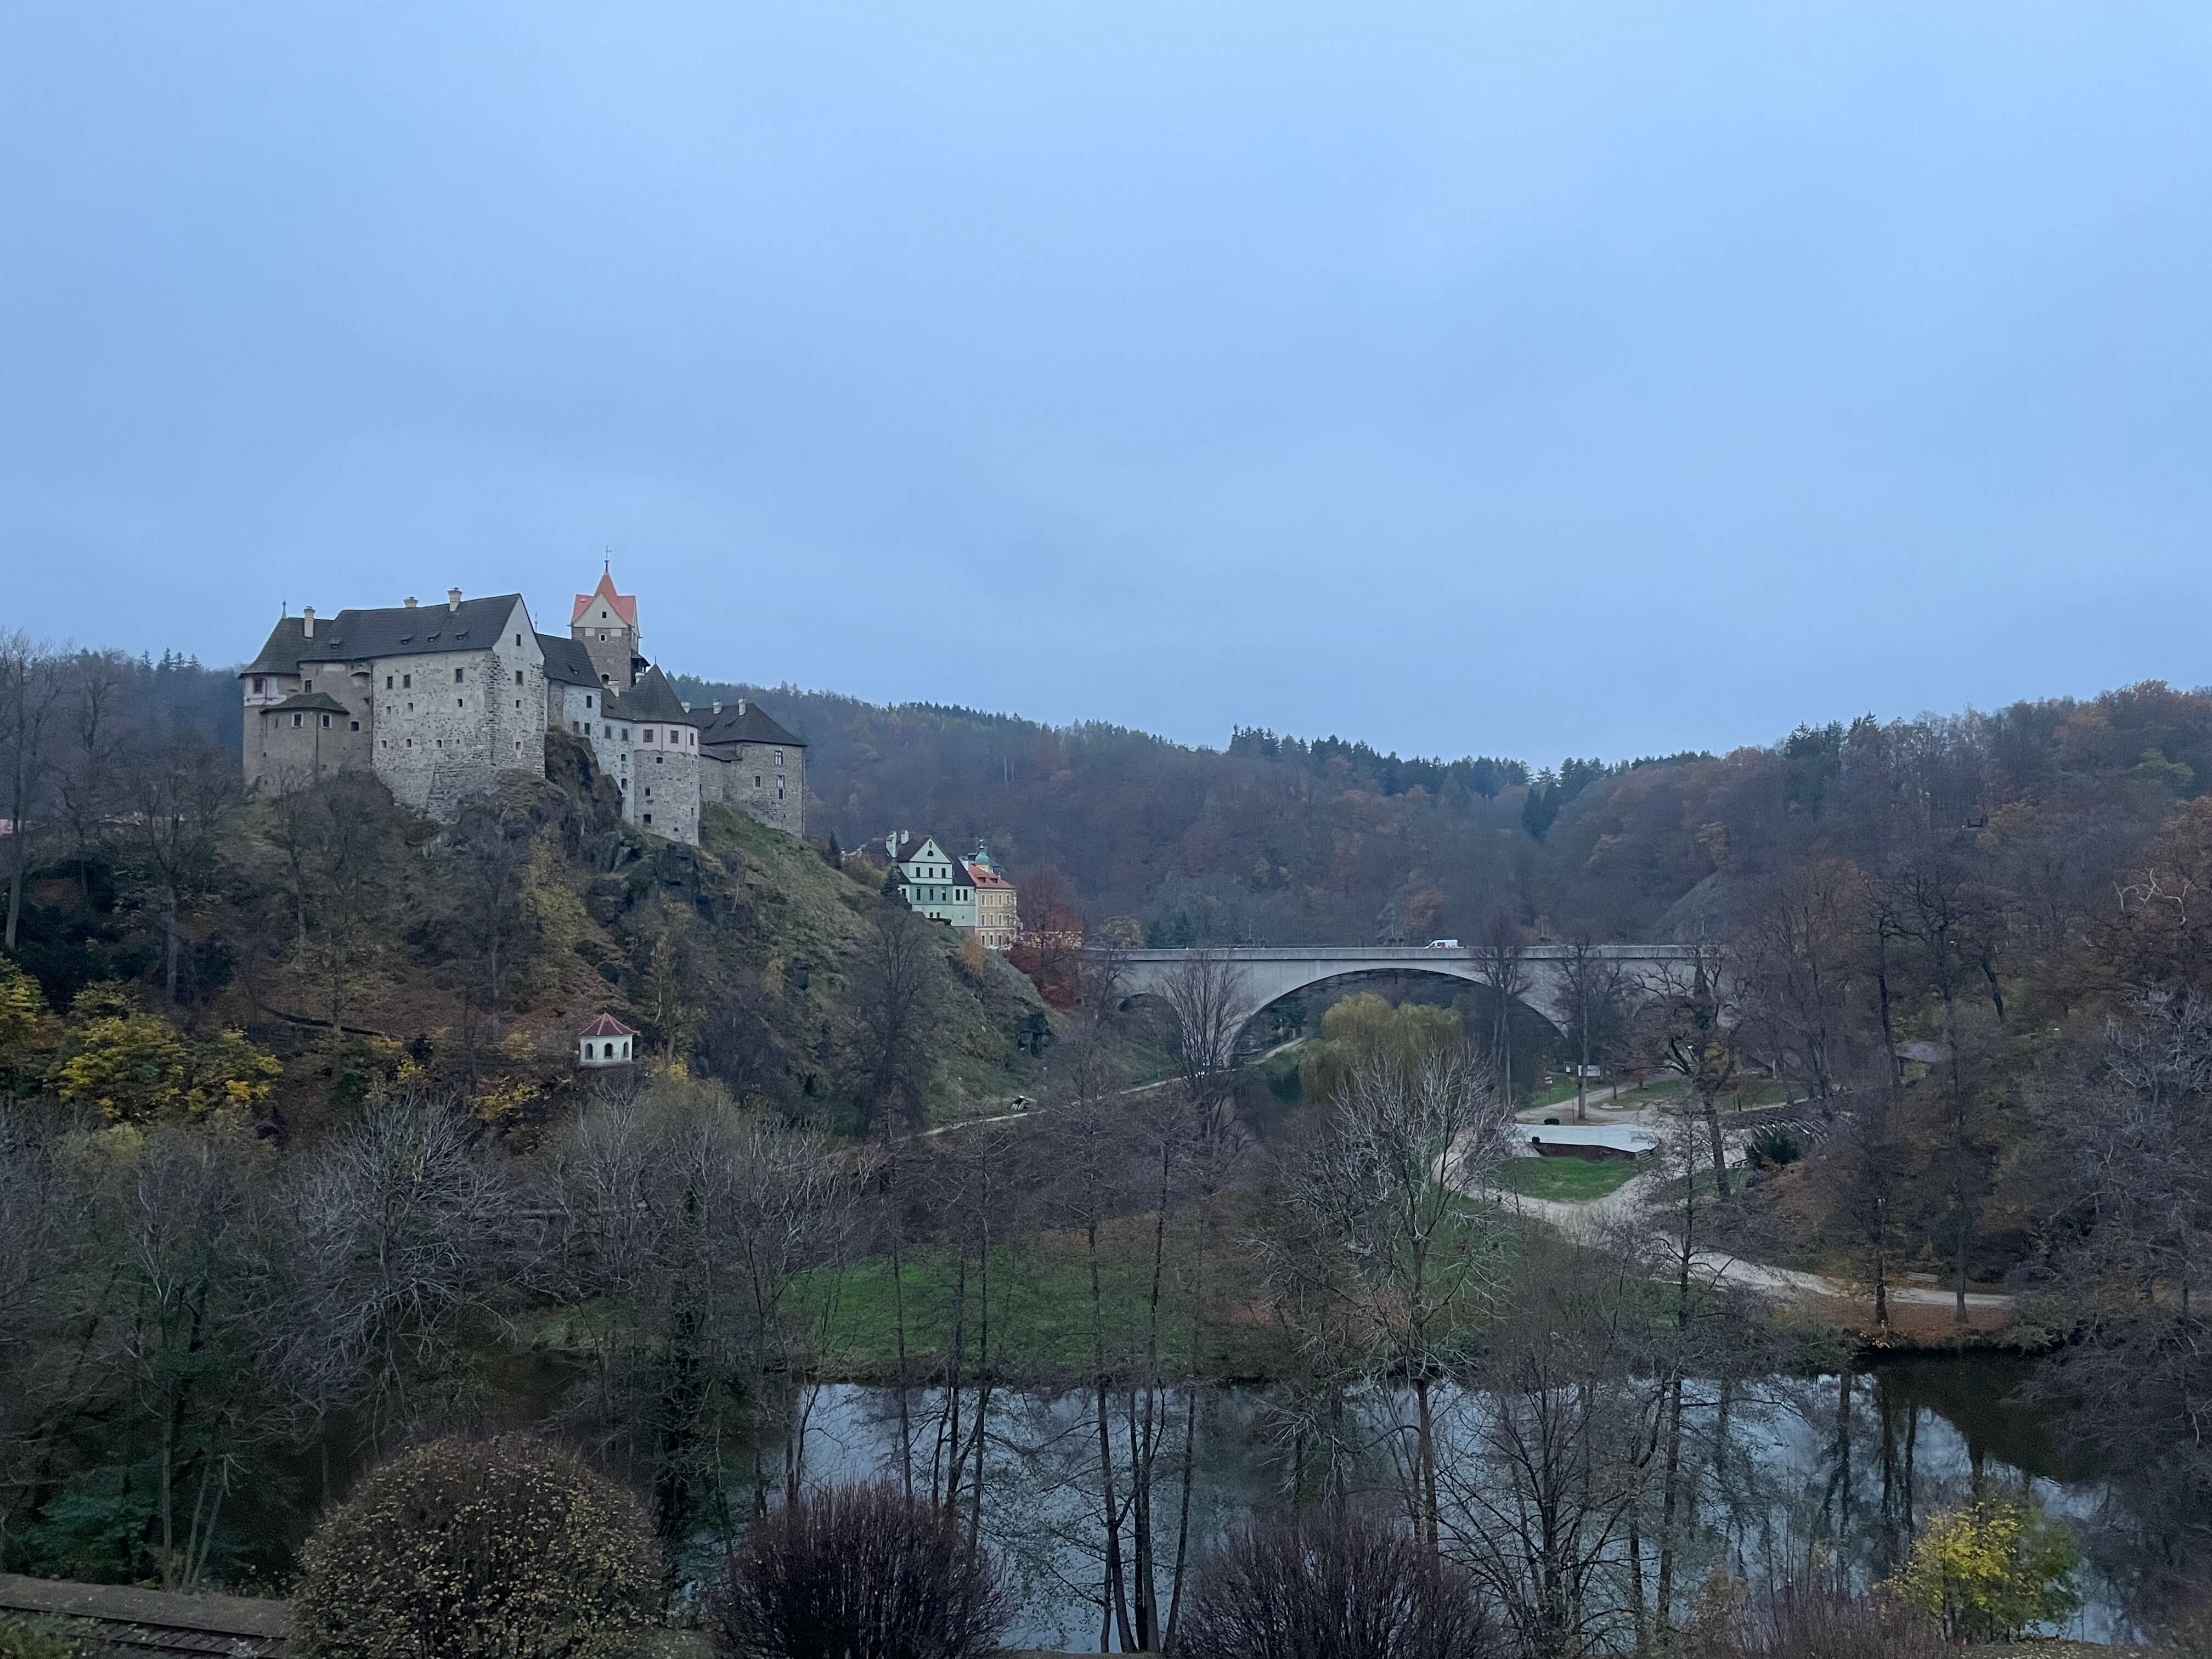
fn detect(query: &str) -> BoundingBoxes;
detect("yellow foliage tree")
[49,986,280,1124]
[1299,992,1464,1108]
[0,955,54,1087]
[1888,1498,2081,1644]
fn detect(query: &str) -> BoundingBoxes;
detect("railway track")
[0,1575,287,1656]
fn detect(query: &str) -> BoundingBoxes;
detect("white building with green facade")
[881,832,978,930]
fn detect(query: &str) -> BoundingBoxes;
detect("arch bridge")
[1104,944,1698,1035]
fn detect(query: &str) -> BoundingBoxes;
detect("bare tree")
[849,907,946,1136]
[53,648,128,905]
[1558,935,1629,1123]
[1472,910,1532,1099]
[1274,1045,1514,1550]
[443,797,533,1061]
[542,1084,864,1541]
[0,634,62,954]
[1731,860,1868,1115]
[1155,946,1256,1113]
[1635,940,1740,1197]
[120,731,239,1003]
[262,1093,524,1453]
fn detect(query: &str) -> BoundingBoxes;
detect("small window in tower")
[753,775,761,788]
[303,678,313,692]
[454,667,464,683]
[350,720,360,731]
[514,633,521,646]
[514,669,523,685]
[385,675,393,690]
[585,693,594,708]
[622,728,630,741]
[320,714,331,728]
[402,673,411,688]
[775,749,783,765]
[252,676,265,694]
[643,729,654,743]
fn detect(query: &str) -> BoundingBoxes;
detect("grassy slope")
[1495,1156,1640,1203]
[698,804,1055,1116]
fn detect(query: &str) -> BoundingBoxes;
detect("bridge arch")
[1104,945,1696,1048]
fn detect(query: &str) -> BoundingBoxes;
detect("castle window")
[252,676,265,694]
[585,694,594,708]
[654,754,662,765]
[622,728,630,741]
[320,714,331,728]
[754,775,761,787]
[454,667,465,683]
[643,729,654,743]
[775,749,783,765]
[291,714,302,727]
[402,674,411,688]
[385,676,393,689]
[351,720,360,731]
[514,634,521,646]
[407,738,413,747]
[643,813,652,825]
[514,669,523,685]
[777,777,786,799]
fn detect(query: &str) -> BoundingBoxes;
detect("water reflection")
[748,1358,2119,1651]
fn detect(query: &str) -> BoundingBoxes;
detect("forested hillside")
[677,672,2212,948]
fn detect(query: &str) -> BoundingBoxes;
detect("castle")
[240,568,805,845]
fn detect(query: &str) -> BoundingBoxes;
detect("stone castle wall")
[706,740,804,836]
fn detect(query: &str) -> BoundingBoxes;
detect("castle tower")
[571,565,641,690]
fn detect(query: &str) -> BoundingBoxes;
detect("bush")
[1691,1574,1945,1658]
[1745,1126,1802,1169]
[0,1622,81,1659]
[1887,1498,2080,1645]
[292,1434,663,1659]
[1179,1508,1493,1659]
[705,1482,1011,1659]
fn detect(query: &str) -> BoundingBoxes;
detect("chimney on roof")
[736,698,747,716]
[404,596,418,608]
[301,606,315,638]
[711,701,721,715]
[447,588,462,613]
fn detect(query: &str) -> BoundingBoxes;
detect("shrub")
[1886,1497,2080,1644]
[1691,1573,1945,1658]
[705,1482,1012,1659]
[1178,1508,1493,1659]
[0,1621,81,1659]
[1745,1126,1802,1169]
[292,1434,663,1659]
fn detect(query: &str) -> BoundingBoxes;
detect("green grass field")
[1494,1156,1641,1203]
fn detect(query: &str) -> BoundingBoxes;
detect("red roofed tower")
[572,563,642,691]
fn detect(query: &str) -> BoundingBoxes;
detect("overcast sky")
[5,3,2210,763]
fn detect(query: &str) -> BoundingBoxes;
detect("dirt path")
[1456,1141,2013,1313]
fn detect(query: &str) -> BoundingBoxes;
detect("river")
[752,1353,2122,1651]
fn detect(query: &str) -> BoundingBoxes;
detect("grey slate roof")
[697,700,804,749]
[608,666,695,725]
[538,633,601,689]
[242,595,527,676]
[263,691,351,715]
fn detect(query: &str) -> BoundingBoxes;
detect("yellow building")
[968,856,1018,951]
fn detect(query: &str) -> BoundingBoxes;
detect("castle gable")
[571,572,637,629]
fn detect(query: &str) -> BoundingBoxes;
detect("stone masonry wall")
[368,602,546,817]
[706,740,804,836]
